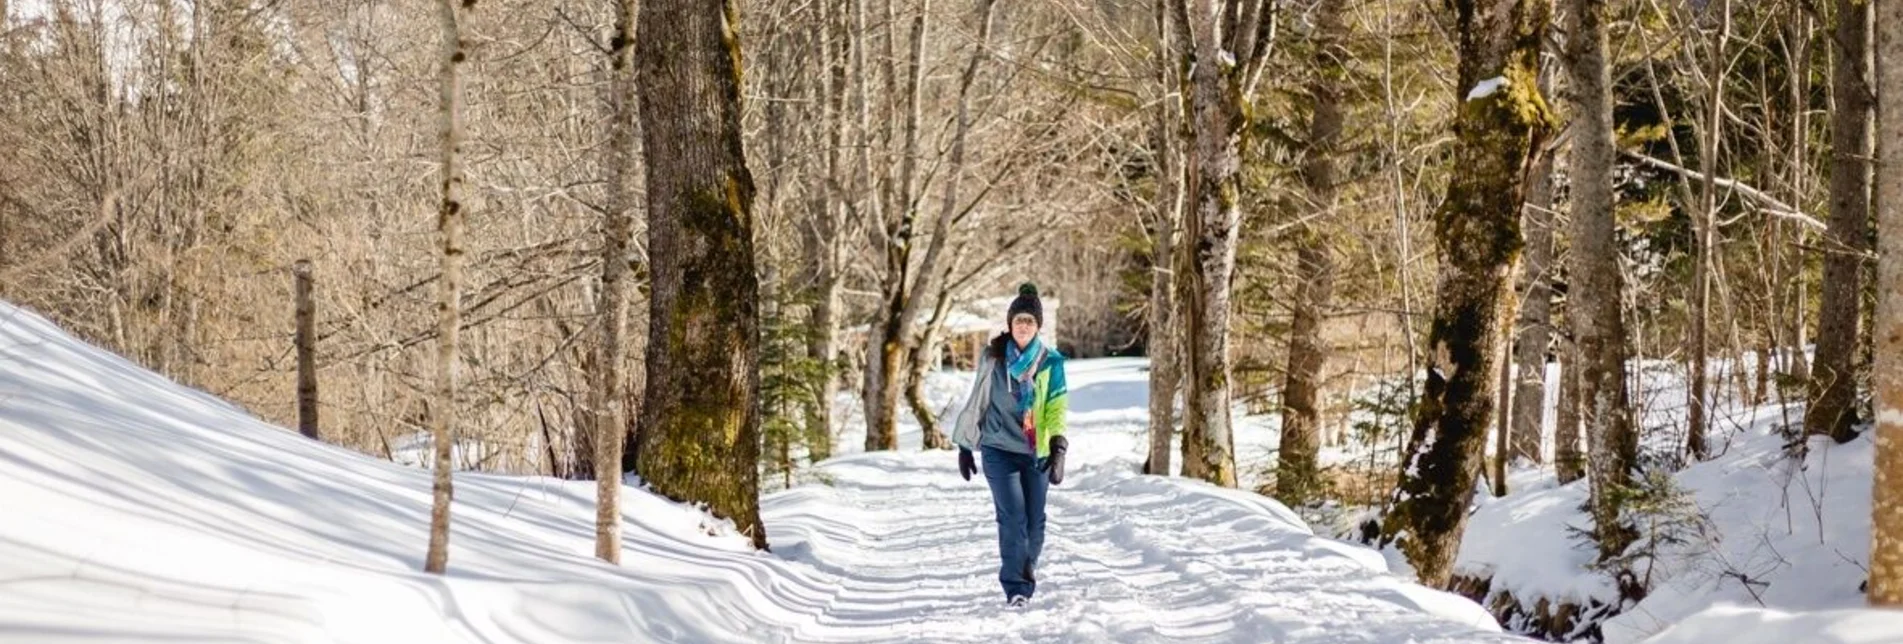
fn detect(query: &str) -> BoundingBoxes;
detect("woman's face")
[1010,314,1039,348]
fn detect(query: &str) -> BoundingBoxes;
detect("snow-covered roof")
[845,294,1061,337]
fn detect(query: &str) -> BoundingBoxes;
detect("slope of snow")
[1453,357,1903,644]
[0,301,1523,642]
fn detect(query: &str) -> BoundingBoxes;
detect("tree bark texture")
[1382,0,1553,589]
[633,0,768,551]
[424,0,471,576]
[591,0,637,564]
[1565,0,1636,563]
[1145,0,1186,478]
[802,0,847,464]
[1866,0,1903,605]
[1807,0,1872,444]
[1510,148,1554,465]
[1276,0,1345,506]
[294,259,319,441]
[1557,343,1584,484]
[1172,0,1273,489]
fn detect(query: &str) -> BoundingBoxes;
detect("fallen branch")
[1621,150,1826,232]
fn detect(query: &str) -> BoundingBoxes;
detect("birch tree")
[424,0,471,575]
[591,0,638,564]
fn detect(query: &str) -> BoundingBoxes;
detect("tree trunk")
[1685,0,1732,463]
[1868,0,1903,603]
[1381,0,1553,589]
[1566,0,1636,564]
[1807,0,1872,445]
[294,259,319,441]
[803,0,846,465]
[1172,0,1273,489]
[1275,0,1345,505]
[1511,145,1555,466]
[423,0,470,575]
[591,0,637,564]
[1556,342,1584,484]
[1491,314,1514,496]
[911,287,956,450]
[633,0,767,551]
[863,0,931,453]
[1145,0,1183,475]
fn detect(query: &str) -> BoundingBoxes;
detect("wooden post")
[294,259,318,440]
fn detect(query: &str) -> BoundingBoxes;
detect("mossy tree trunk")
[1806,0,1872,445]
[1275,0,1345,506]
[1868,0,1903,605]
[1564,0,1636,564]
[423,0,471,576]
[1170,0,1275,489]
[633,0,767,551]
[1381,0,1553,589]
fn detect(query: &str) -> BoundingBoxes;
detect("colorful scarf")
[1005,337,1045,449]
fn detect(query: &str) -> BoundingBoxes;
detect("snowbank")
[1641,604,1903,644]
[0,301,1526,642]
[1456,398,1892,643]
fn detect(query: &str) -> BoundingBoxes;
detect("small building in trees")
[843,293,1061,373]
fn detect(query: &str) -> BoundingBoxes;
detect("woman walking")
[951,283,1070,607]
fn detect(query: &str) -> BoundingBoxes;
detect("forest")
[2,0,1902,640]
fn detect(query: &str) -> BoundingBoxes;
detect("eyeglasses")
[1011,315,1038,327]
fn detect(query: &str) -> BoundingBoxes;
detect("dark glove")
[1044,435,1068,485]
[958,448,977,481]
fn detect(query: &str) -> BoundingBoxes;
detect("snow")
[1878,407,1903,429]
[1639,604,1903,644]
[1468,76,1508,101]
[1454,354,1903,643]
[0,301,1523,643]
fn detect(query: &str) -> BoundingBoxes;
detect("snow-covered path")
[767,450,1519,642]
[0,301,1520,643]
[764,358,1520,642]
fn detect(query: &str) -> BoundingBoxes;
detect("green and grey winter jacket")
[951,341,1068,459]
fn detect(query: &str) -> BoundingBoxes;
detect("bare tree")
[1869,0,1903,605]
[1381,0,1554,588]
[1806,0,1872,445]
[1276,0,1345,505]
[424,0,472,575]
[1566,0,1636,565]
[1170,0,1275,488]
[633,0,768,550]
[860,0,1000,452]
[591,0,638,564]
[1145,0,1185,477]
[1509,138,1556,467]
[295,259,319,441]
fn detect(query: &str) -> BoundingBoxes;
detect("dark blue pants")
[981,446,1048,599]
